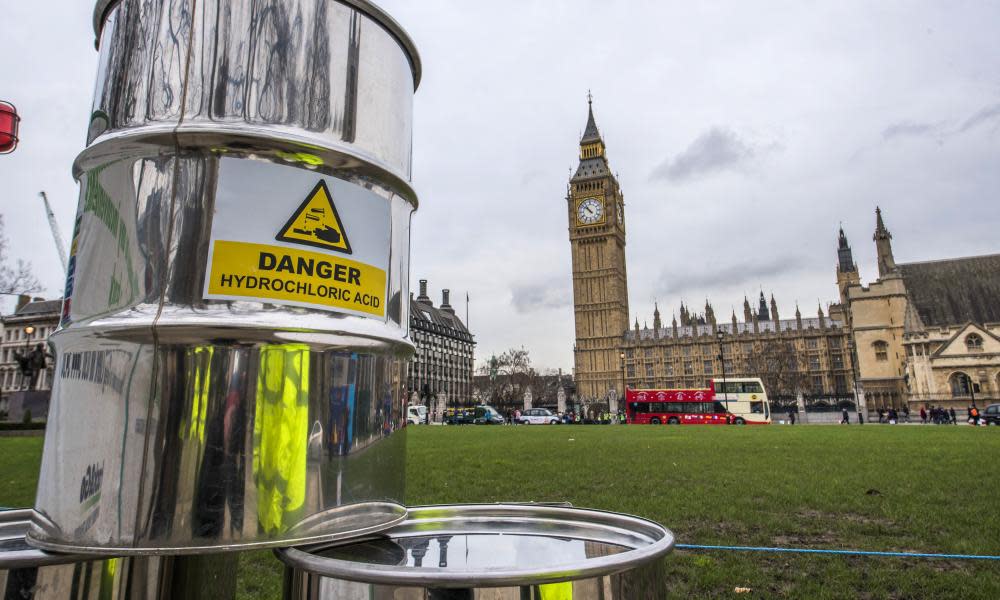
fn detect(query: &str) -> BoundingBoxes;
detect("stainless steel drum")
[1,509,160,599]
[32,0,420,554]
[277,504,675,599]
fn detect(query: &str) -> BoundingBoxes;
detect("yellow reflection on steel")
[254,344,311,534]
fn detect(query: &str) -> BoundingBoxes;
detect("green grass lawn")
[0,436,44,509]
[4,426,999,598]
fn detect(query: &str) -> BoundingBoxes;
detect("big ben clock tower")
[568,96,629,403]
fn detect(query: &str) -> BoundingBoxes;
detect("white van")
[407,404,427,425]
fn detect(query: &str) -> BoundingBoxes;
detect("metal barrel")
[31,0,420,554]
[0,509,163,599]
[276,504,675,599]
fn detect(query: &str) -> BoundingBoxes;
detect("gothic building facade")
[566,99,1000,414]
[566,98,629,403]
[622,293,855,406]
[841,209,1000,411]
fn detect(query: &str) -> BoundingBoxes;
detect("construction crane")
[39,191,68,274]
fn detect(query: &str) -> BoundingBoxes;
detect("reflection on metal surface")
[277,504,675,599]
[35,0,419,553]
[0,509,168,600]
[255,344,311,535]
[318,535,629,570]
[86,0,418,189]
[32,330,409,553]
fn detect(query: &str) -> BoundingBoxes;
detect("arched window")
[966,334,984,351]
[872,340,889,362]
[949,372,973,397]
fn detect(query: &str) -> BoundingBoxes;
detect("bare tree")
[0,215,42,296]
[476,347,543,411]
[744,338,809,404]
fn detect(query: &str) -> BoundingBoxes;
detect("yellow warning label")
[207,240,385,316]
[276,181,352,253]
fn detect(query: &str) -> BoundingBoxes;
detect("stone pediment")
[929,323,1000,358]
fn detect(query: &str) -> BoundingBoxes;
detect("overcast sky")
[2,1,999,372]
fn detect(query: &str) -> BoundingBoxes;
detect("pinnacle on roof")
[581,92,602,143]
[874,206,892,241]
[838,225,857,273]
[874,206,897,277]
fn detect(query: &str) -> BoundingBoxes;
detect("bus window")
[744,382,764,393]
[630,402,643,413]
[713,401,727,414]
[750,401,764,413]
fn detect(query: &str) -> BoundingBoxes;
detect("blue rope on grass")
[675,544,1000,561]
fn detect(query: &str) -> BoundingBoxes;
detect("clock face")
[577,197,604,225]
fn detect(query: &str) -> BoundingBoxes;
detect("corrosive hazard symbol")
[276,181,353,254]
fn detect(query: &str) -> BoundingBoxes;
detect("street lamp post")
[716,330,728,413]
[619,351,626,419]
[847,338,862,421]
[20,325,35,391]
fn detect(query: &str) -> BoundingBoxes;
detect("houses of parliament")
[567,99,1000,412]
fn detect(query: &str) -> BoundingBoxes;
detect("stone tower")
[568,95,629,401]
[836,226,861,304]
[757,291,770,321]
[874,207,897,278]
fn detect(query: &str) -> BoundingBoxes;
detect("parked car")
[473,405,505,425]
[407,404,427,425]
[445,408,476,425]
[519,408,560,425]
[983,403,1000,426]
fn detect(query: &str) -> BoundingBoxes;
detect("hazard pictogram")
[276,181,353,254]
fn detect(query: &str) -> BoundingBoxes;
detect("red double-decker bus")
[625,378,772,425]
[625,388,731,425]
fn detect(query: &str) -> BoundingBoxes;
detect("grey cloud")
[510,281,572,313]
[882,120,939,140]
[651,127,773,182]
[958,103,1000,133]
[655,257,806,298]
[882,104,1000,143]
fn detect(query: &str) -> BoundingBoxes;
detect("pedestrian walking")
[841,408,850,424]
[902,405,910,423]
[949,407,956,425]
[788,410,796,425]
[920,406,927,424]
[970,405,980,426]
